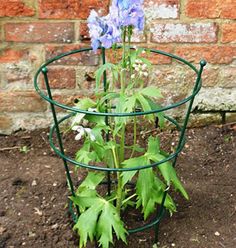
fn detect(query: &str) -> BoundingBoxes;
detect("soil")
[0,124,235,248]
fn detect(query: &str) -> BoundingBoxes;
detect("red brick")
[221,23,236,43]
[5,23,74,43]
[39,0,109,19]
[144,0,179,20]
[45,44,100,66]
[42,67,76,89]
[220,0,236,19]
[151,23,218,43]
[175,46,236,64]
[0,0,35,17]
[0,92,47,112]
[79,22,90,42]
[0,48,26,63]
[186,0,220,18]
[186,0,236,19]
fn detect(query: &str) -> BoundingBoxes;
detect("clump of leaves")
[70,16,189,248]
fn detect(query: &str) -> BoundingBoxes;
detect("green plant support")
[34,47,206,245]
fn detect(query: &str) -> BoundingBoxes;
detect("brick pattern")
[0,0,235,133]
[0,0,35,17]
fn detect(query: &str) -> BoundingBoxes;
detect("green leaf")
[79,172,105,191]
[149,153,189,200]
[147,136,160,155]
[145,98,165,128]
[75,98,96,110]
[97,201,127,248]
[140,86,163,99]
[121,156,147,186]
[136,168,155,219]
[95,63,116,90]
[74,200,104,248]
[136,166,176,219]
[123,95,136,113]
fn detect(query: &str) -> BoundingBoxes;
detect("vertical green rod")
[102,47,111,196]
[154,60,207,244]
[41,67,80,215]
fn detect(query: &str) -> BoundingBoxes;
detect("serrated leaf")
[74,200,104,248]
[95,63,116,90]
[136,168,155,219]
[75,98,96,110]
[140,86,163,99]
[147,136,160,155]
[79,172,105,191]
[97,201,127,248]
[121,156,146,186]
[149,153,189,200]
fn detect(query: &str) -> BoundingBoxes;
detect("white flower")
[72,125,96,141]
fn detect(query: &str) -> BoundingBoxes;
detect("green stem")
[130,115,137,158]
[111,147,123,216]
[119,124,126,162]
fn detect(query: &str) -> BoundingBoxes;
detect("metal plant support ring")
[34,47,206,244]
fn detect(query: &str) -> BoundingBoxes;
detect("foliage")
[70,1,189,247]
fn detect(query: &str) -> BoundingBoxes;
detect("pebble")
[52,223,59,229]
[32,180,37,186]
[215,231,220,236]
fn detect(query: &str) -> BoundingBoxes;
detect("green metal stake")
[154,60,207,244]
[41,67,80,216]
[102,47,112,196]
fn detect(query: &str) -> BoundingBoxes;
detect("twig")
[0,146,21,151]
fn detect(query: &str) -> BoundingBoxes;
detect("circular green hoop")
[49,113,186,172]
[34,47,203,117]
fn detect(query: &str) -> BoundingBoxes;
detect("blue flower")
[111,0,145,31]
[88,10,121,51]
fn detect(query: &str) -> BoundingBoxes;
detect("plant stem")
[111,146,123,216]
[130,115,137,158]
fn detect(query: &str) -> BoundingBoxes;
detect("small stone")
[28,231,36,238]
[34,207,43,216]
[214,231,220,236]
[171,243,176,247]
[32,180,37,186]
[53,182,57,187]
[0,226,6,235]
[51,223,59,229]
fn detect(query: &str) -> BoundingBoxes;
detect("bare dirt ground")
[0,124,235,248]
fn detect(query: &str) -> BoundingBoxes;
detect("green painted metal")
[34,46,206,244]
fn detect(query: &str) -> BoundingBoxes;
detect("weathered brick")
[221,23,236,43]
[0,0,35,17]
[39,0,109,19]
[0,115,12,131]
[5,23,74,43]
[186,0,236,19]
[45,45,100,66]
[0,48,26,63]
[0,92,47,112]
[151,23,217,43]
[42,67,76,89]
[219,66,236,88]
[202,67,220,87]
[175,46,236,64]
[186,0,220,18]
[144,0,179,21]
[79,22,90,42]
[220,0,236,19]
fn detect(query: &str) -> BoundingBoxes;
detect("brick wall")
[0,0,235,134]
